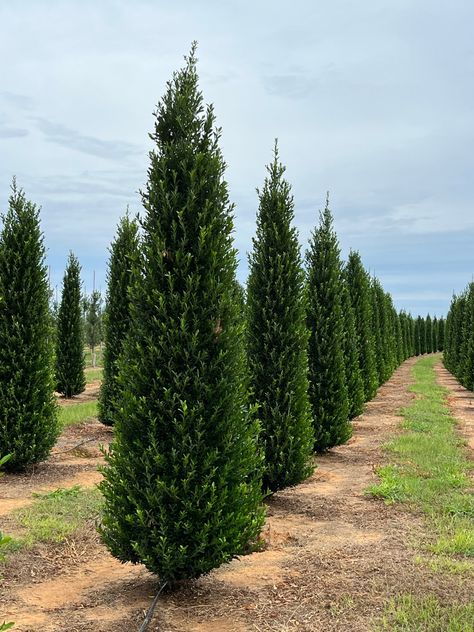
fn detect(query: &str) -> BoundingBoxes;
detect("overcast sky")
[1,1,473,316]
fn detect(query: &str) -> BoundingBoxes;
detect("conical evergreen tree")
[85,289,103,366]
[448,295,466,375]
[395,310,404,365]
[345,251,378,401]
[414,316,422,356]
[433,316,439,353]
[407,314,414,357]
[426,314,433,354]
[0,181,58,471]
[99,214,140,426]
[247,145,313,491]
[399,312,410,360]
[99,46,264,582]
[370,278,385,386]
[438,317,445,351]
[420,317,427,355]
[460,284,474,386]
[306,199,350,451]
[445,298,458,372]
[385,293,398,372]
[462,286,474,389]
[56,253,85,397]
[341,280,365,419]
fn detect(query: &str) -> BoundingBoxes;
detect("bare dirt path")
[57,380,101,406]
[435,361,474,454]
[2,356,472,631]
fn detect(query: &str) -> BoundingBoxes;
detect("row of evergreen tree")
[54,258,104,398]
[97,49,443,582]
[444,283,474,388]
[0,46,445,583]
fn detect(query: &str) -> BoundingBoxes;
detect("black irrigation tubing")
[51,437,97,455]
[138,581,168,632]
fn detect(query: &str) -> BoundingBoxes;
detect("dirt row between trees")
[435,362,474,455]
[1,356,473,631]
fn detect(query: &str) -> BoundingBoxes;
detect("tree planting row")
[0,45,442,585]
[444,283,474,388]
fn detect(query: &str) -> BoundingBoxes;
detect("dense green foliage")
[306,202,350,451]
[99,47,265,582]
[445,284,474,387]
[98,215,140,426]
[84,289,103,359]
[0,182,58,471]
[341,282,365,419]
[246,147,313,490]
[56,253,86,397]
[1,46,449,590]
[345,251,378,401]
[371,278,398,385]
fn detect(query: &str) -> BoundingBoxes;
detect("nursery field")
[1,355,473,632]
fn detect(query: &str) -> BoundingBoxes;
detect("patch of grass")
[85,368,103,383]
[84,345,103,367]
[0,535,23,562]
[414,554,474,576]
[376,595,474,631]
[431,516,474,557]
[368,464,408,503]
[368,356,474,559]
[59,400,98,427]
[13,485,102,546]
[329,594,356,617]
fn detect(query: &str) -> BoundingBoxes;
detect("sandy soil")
[1,356,473,631]
[57,380,102,406]
[435,361,474,453]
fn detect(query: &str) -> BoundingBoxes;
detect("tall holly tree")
[345,251,378,401]
[0,181,58,471]
[426,314,433,354]
[246,146,313,491]
[433,316,439,352]
[85,289,103,364]
[437,317,445,351]
[370,278,385,386]
[444,293,466,374]
[98,214,140,426]
[414,316,422,356]
[395,311,404,365]
[306,201,350,451]
[56,253,86,397]
[341,280,365,419]
[99,46,265,582]
[419,317,427,355]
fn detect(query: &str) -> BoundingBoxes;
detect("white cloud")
[1,1,474,314]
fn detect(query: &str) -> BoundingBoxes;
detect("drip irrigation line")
[138,581,168,632]
[51,437,97,455]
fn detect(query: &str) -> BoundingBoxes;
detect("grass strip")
[14,485,102,545]
[85,368,103,384]
[369,355,474,558]
[376,595,474,631]
[59,400,98,427]
[1,485,102,567]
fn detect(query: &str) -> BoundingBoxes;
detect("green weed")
[376,595,474,631]
[85,368,103,383]
[13,485,102,545]
[59,400,98,427]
